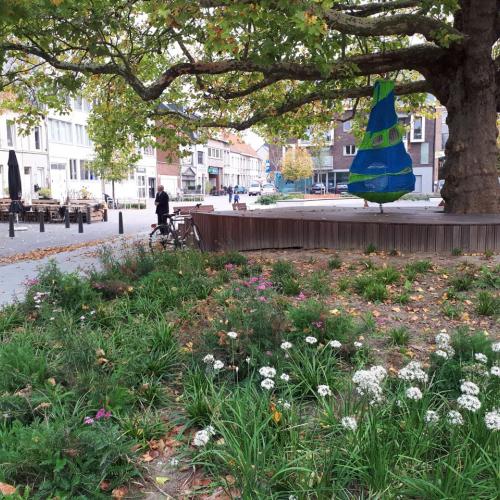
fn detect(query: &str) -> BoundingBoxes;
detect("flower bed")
[0,247,498,497]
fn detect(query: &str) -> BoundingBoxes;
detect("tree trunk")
[440,0,500,214]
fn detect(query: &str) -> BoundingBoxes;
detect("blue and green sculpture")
[348,80,415,208]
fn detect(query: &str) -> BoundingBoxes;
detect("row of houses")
[0,98,265,203]
[1,94,447,202]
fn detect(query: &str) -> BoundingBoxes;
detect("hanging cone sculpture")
[348,80,415,204]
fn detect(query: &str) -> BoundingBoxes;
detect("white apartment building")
[0,111,48,202]
[1,96,156,203]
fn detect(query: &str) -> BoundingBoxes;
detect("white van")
[248,181,261,196]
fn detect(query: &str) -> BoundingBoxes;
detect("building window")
[343,120,352,132]
[420,143,430,165]
[34,126,41,150]
[84,126,92,147]
[24,166,31,175]
[48,119,73,144]
[137,175,146,198]
[73,96,83,111]
[343,144,357,156]
[198,151,204,164]
[69,159,78,180]
[6,120,16,147]
[143,145,154,156]
[80,160,97,180]
[84,99,92,112]
[208,147,222,159]
[75,124,84,145]
[410,115,425,142]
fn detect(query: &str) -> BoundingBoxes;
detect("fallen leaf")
[0,482,16,495]
[111,486,128,499]
[155,476,170,485]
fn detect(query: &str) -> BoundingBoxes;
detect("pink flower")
[312,321,323,329]
[257,284,266,290]
[95,408,112,420]
[249,277,259,283]
[224,263,235,271]
[258,296,267,302]
[84,416,95,425]
[235,287,240,292]
[297,292,306,301]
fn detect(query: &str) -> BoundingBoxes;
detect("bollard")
[103,208,108,222]
[8,213,14,238]
[64,209,70,228]
[86,206,91,225]
[78,212,84,233]
[39,212,45,233]
[118,211,124,234]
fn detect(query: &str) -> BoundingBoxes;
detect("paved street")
[0,195,442,307]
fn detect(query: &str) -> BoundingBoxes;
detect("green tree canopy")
[1,0,499,213]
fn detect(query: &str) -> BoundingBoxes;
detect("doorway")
[148,177,156,198]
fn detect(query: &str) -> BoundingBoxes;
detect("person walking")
[155,185,170,224]
[228,185,233,203]
[233,192,240,204]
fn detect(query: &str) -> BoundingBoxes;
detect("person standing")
[228,185,233,203]
[155,185,170,224]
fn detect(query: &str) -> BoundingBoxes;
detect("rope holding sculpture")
[347,80,415,213]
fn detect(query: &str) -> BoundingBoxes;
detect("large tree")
[1,0,499,213]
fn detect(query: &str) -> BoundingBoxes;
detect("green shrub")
[271,260,298,294]
[308,271,331,296]
[365,243,377,254]
[327,255,342,270]
[210,251,248,270]
[451,247,463,256]
[475,291,499,316]
[338,277,351,292]
[450,274,475,291]
[388,327,410,346]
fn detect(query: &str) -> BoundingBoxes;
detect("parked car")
[248,181,262,196]
[261,183,277,195]
[234,185,247,194]
[335,183,349,194]
[310,183,326,194]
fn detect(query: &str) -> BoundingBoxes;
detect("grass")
[0,248,498,498]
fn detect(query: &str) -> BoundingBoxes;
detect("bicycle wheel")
[149,225,177,253]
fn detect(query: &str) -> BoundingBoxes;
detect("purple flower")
[257,284,266,290]
[312,321,324,329]
[297,292,306,301]
[84,416,95,425]
[95,408,111,420]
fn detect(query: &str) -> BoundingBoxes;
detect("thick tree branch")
[324,10,464,46]
[2,41,444,101]
[335,1,422,17]
[154,80,430,130]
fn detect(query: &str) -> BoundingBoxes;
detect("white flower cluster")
[33,291,49,308]
[261,378,275,390]
[352,366,387,403]
[457,394,481,412]
[447,410,464,426]
[278,399,291,410]
[341,416,357,431]
[193,425,216,447]
[491,342,500,353]
[280,341,293,351]
[474,352,488,364]
[317,385,332,397]
[280,373,290,382]
[460,380,479,395]
[406,386,423,401]
[227,331,238,339]
[490,365,500,377]
[484,409,500,431]
[259,366,276,378]
[354,341,363,349]
[305,336,318,345]
[424,410,439,425]
[457,380,481,412]
[328,340,342,348]
[434,332,455,359]
[398,361,429,383]
[202,354,224,371]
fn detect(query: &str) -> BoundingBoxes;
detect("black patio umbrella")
[7,150,23,213]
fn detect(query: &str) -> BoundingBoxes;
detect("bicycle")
[149,207,203,252]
